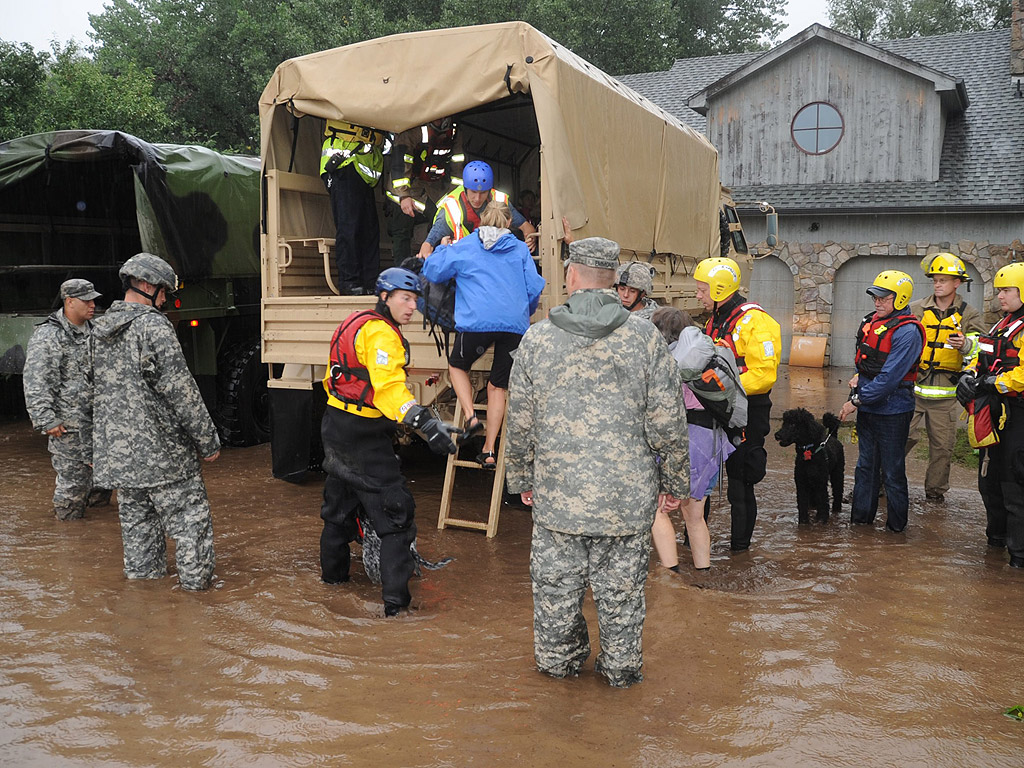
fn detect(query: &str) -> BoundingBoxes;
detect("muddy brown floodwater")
[2,366,1022,767]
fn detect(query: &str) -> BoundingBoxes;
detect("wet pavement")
[1,365,1022,767]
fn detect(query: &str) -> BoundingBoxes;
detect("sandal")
[463,415,485,439]
[476,451,497,469]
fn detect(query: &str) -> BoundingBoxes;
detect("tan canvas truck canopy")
[258,22,733,481]
[258,21,721,261]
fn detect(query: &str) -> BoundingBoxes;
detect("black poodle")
[774,408,845,524]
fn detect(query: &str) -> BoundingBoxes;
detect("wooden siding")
[707,39,944,186]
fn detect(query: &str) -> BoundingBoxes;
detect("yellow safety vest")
[320,120,385,187]
[915,302,974,399]
[437,186,510,242]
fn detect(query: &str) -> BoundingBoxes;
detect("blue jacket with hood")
[422,226,545,334]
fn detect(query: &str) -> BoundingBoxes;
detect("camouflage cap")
[60,279,101,301]
[563,237,620,271]
[615,262,655,294]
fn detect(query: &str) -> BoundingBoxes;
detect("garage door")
[831,256,985,366]
[748,255,795,364]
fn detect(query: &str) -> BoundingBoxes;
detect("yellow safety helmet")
[921,252,971,282]
[694,257,741,302]
[867,270,914,310]
[993,262,1024,295]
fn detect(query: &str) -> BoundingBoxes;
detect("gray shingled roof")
[618,28,1024,213]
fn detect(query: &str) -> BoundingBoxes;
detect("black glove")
[981,374,1000,395]
[405,404,461,455]
[956,374,979,407]
[399,256,423,275]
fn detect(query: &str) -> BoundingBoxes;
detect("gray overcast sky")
[5,0,830,52]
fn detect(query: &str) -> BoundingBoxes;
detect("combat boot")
[53,503,84,521]
[87,488,113,507]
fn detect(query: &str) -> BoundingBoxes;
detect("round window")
[791,102,844,155]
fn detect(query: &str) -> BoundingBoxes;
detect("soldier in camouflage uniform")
[92,253,221,591]
[23,279,107,520]
[506,237,690,688]
[614,261,660,320]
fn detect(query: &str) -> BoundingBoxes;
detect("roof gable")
[688,24,968,115]
[619,26,1023,212]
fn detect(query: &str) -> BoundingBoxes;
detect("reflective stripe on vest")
[320,136,383,186]
[706,301,764,373]
[855,312,925,383]
[440,187,510,242]
[977,312,1024,397]
[327,310,407,411]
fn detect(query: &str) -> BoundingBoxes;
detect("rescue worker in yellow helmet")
[956,262,1024,567]
[386,118,464,262]
[417,161,537,258]
[904,253,985,502]
[321,119,388,295]
[694,256,781,552]
[839,271,925,533]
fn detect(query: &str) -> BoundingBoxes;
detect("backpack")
[965,390,1005,449]
[416,274,457,356]
[670,325,748,441]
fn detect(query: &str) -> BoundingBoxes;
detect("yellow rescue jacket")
[706,293,781,396]
[322,316,417,422]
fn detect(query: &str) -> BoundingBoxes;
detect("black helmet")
[375,267,422,297]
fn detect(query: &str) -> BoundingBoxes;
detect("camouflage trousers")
[117,474,215,591]
[50,453,92,520]
[530,523,651,688]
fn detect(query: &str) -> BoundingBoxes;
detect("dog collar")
[799,441,827,460]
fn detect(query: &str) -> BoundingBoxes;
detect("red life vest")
[706,300,765,373]
[855,311,925,383]
[977,310,1024,387]
[327,310,408,410]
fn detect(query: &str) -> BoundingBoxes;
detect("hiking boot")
[988,536,1006,548]
[925,492,944,502]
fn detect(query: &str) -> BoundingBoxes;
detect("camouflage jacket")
[91,301,220,488]
[633,297,660,321]
[506,289,690,536]
[22,310,94,459]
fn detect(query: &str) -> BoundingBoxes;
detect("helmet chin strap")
[376,296,395,323]
[128,284,161,306]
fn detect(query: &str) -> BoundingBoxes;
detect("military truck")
[259,22,756,481]
[0,130,268,445]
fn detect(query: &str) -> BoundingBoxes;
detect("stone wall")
[757,238,1024,356]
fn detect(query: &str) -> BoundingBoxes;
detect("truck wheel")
[216,340,270,446]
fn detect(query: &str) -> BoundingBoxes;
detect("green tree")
[827,0,1010,41]
[0,41,49,141]
[32,41,173,139]
[86,0,786,150]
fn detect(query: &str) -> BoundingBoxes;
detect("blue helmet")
[375,267,422,297]
[463,160,493,191]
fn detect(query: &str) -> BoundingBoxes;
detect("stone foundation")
[756,238,1024,363]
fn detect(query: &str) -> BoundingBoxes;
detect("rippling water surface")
[1,369,1022,766]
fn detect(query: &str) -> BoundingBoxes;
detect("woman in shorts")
[421,201,545,467]
[651,307,737,570]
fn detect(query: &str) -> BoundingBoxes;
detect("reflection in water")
[1,367,1022,766]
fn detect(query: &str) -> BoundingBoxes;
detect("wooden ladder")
[436,402,507,538]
